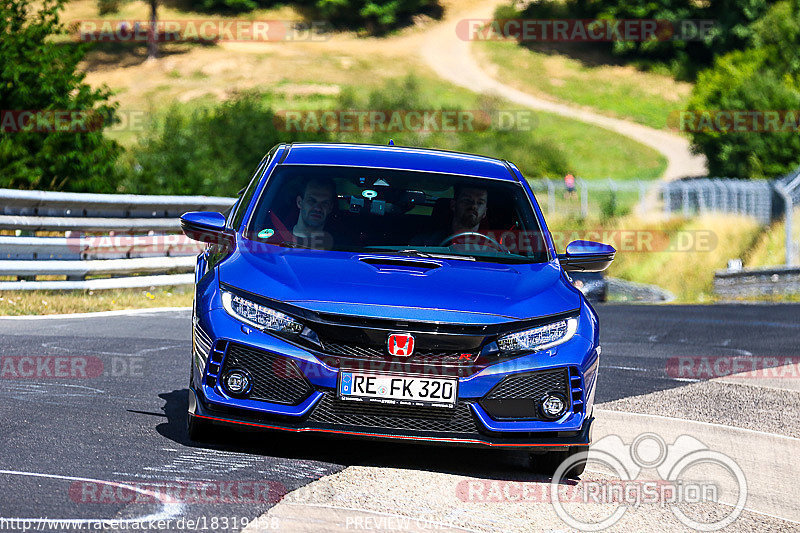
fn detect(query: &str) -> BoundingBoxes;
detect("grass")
[0,286,193,316]
[745,207,800,268]
[120,74,666,181]
[474,40,692,131]
[604,214,762,302]
[546,213,767,302]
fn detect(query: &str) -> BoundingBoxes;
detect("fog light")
[223,369,252,397]
[539,393,568,419]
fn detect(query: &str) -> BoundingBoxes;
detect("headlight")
[497,317,578,352]
[221,291,304,334]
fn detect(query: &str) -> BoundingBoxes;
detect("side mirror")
[558,240,615,272]
[180,211,232,246]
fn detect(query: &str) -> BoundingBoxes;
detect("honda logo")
[387,333,415,356]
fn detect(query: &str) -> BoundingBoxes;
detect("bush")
[686,1,800,178]
[193,0,441,32]
[516,0,779,79]
[309,0,441,33]
[124,94,330,196]
[334,75,569,177]
[124,75,569,196]
[97,0,122,15]
[0,0,122,192]
[194,0,259,13]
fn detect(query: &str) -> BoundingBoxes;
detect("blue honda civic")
[182,142,614,476]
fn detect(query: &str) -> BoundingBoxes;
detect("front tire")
[529,446,587,479]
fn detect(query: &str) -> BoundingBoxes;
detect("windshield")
[245,165,549,264]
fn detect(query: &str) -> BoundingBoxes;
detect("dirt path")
[419,0,707,181]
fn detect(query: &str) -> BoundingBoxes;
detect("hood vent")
[359,256,442,272]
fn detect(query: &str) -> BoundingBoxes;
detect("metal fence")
[528,177,775,224]
[531,173,799,266]
[0,189,235,290]
[776,167,800,266]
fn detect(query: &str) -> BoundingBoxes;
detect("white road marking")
[39,341,184,357]
[0,469,184,525]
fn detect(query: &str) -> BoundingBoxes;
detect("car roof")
[278,142,519,182]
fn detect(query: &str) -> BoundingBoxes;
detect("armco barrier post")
[775,183,794,266]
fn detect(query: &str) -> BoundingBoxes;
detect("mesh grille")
[479,368,571,420]
[323,342,477,365]
[307,393,480,434]
[484,368,569,400]
[222,343,313,405]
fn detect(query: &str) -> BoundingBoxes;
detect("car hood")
[218,244,579,324]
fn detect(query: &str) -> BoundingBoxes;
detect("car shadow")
[155,388,578,486]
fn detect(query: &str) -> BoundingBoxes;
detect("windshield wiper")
[395,249,476,261]
[278,240,314,249]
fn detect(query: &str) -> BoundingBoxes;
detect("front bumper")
[189,385,594,451]
[191,294,600,451]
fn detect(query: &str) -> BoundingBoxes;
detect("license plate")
[337,372,457,408]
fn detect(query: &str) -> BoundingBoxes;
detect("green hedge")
[687,1,800,178]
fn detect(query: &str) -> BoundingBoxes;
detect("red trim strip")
[192,413,588,448]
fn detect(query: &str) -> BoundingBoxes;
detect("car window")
[228,154,271,231]
[245,165,548,264]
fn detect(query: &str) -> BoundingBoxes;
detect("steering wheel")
[439,231,510,253]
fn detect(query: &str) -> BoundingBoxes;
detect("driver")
[412,186,489,247]
[292,177,336,249]
[451,186,488,236]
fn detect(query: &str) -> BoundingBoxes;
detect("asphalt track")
[0,304,798,531]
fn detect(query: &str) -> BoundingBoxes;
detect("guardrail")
[0,189,236,291]
[714,265,800,298]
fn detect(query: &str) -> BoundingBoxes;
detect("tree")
[518,0,778,78]
[0,0,122,191]
[147,0,158,60]
[686,1,800,178]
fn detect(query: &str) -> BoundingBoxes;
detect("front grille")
[221,343,313,405]
[322,342,478,365]
[479,368,571,420]
[193,322,212,362]
[307,392,480,434]
[484,368,569,400]
[569,366,585,413]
